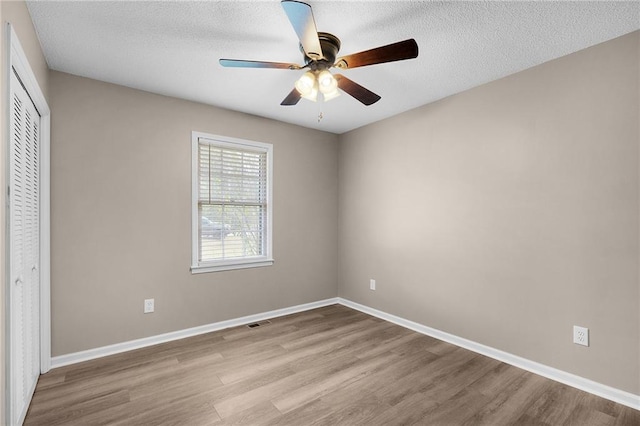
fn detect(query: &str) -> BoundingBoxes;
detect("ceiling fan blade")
[334,74,381,106]
[335,39,418,69]
[281,0,323,60]
[219,59,301,70]
[281,88,302,106]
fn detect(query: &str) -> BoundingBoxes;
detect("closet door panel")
[9,70,41,425]
[10,72,27,421]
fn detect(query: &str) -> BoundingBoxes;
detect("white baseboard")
[338,297,640,411]
[51,297,339,369]
[50,295,639,411]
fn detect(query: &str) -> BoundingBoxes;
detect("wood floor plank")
[563,404,617,426]
[27,356,180,417]
[521,381,590,425]
[278,318,380,351]
[614,405,640,426]
[424,387,494,424]
[214,320,393,386]
[109,391,222,426]
[266,398,333,426]
[127,359,224,402]
[462,368,550,425]
[379,346,478,407]
[213,350,364,418]
[271,350,400,414]
[365,390,440,425]
[310,388,390,426]
[24,304,639,425]
[214,401,281,426]
[25,389,130,426]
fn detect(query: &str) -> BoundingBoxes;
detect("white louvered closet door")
[9,69,41,426]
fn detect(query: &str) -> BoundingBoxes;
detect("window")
[191,132,273,273]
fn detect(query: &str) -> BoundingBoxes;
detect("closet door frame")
[5,22,51,422]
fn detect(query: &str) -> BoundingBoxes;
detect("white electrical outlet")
[573,325,589,347]
[370,279,376,291]
[144,298,155,314]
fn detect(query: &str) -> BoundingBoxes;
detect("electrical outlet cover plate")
[573,325,589,347]
[144,298,155,314]
[370,279,376,291]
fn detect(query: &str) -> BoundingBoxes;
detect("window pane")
[199,204,265,261]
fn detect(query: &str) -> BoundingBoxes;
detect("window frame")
[191,131,274,273]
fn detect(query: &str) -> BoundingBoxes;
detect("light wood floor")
[25,305,639,425]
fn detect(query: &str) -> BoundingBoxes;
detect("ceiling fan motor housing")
[302,32,341,70]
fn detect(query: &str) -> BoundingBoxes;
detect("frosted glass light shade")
[322,88,341,101]
[318,70,338,94]
[295,71,318,101]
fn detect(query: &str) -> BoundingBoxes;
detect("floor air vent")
[246,320,271,329]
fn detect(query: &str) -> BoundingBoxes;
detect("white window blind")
[192,132,273,273]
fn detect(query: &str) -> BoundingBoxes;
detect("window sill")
[191,259,274,274]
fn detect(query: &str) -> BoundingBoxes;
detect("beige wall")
[1,1,50,422]
[338,31,640,394]
[49,71,339,356]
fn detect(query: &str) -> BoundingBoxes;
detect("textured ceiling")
[27,1,639,134]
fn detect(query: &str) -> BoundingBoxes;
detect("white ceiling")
[27,1,639,134]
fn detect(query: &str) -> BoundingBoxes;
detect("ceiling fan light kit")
[294,71,318,101]
[219,0,419,107]
[293,69,341,102]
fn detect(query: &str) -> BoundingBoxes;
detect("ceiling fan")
[219,0,419,106]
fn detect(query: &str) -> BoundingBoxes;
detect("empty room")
[1,0,639,425]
